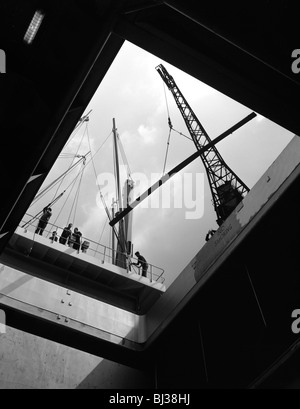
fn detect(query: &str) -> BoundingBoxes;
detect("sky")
[26,41,295,288]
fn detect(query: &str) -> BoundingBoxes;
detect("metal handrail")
[19,213,165,284]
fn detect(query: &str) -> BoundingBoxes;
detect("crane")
[156,64,250,226]
[109,68,256,229]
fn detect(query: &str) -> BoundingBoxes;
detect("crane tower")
[156,64,250,226]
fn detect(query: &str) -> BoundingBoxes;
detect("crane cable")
[161,83,195,175]
[162,123,173,176]
[169,126,192,141]
[162,82,174,175]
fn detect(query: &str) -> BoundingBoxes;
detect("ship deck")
[0,227,166,315]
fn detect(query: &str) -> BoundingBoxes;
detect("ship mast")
[111,118,134,269]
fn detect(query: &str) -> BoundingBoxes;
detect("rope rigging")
[31,125,111,220]
[49,158,88,231]
[96,217,108,254]
[28,156,90,231]
[59,153,79,158]
[69,157,86,226]
[30,113,93,208]
[50,121,90,205]
[28,118,113,232]
[22,192,65,229]
[30,155,87,206]
[116,133,133,181]
[86,126,122,250]
[62,110,92,150]
[28,114,134,256]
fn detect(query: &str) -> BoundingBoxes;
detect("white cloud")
[137,124,157,145]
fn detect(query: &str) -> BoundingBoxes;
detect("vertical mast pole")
[112,118,126,266]
[111,198,115,265]
[113,118,122,211]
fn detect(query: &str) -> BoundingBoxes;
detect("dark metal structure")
[156,64,249,225]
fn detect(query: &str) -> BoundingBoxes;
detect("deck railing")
[19,213,165,284]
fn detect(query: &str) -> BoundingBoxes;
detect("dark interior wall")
[151,173,300,389]
[0,0,124,252]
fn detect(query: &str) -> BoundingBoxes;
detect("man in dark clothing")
[35,206,52,236]
[59,223,73,245]
[205,229,216,242]
[68,227,82,251]
[132,251,148,278]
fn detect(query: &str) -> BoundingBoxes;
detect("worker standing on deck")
[59,223,73,245]
[132,251,148,278]
[68,227,82,251]
[205,229,216,241]
[35,206,52,236]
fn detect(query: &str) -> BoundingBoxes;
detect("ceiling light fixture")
[24,10,45,45]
